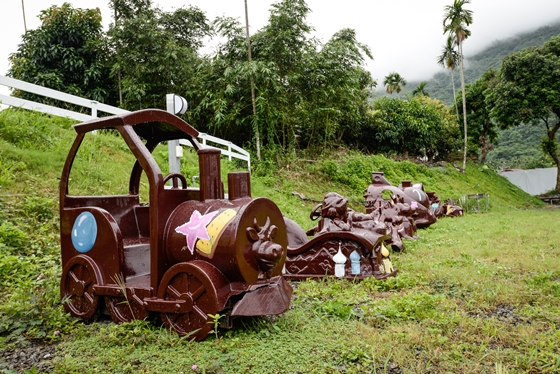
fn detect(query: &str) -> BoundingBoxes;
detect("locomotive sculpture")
[59,109,292,341]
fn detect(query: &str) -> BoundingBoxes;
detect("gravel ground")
[0,341,56,373]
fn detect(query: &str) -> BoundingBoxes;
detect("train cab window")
[381,189,393,201]
[68,131,137,197]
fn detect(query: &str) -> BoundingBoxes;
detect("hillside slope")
[0,108,542,227]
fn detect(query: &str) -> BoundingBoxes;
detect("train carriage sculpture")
[284,192,398,280]
[59,109,292,341]
[365,172,437,229]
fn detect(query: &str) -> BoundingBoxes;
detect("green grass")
[50,210,560,373]
[0,109,558,373]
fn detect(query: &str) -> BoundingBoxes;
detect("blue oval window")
[72,212,97,253]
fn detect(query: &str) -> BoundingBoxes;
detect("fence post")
[91,101,98,118]
[166,94,187,174]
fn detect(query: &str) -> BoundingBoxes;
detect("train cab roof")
[73,109,199,143]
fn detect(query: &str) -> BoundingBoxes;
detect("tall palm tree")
[437,35,460,121]
[383,72,407,96]
[412,81,430,97]
[443,0,473,173]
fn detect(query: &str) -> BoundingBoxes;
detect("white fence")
[0,75,250,170]
[0,75,128,120]
[179,134,251,170]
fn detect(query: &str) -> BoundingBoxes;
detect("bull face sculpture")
[247,217,285,277]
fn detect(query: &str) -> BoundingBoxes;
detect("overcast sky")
[2,0,560,97]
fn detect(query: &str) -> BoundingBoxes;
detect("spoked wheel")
[105,295,149,323]
[60,255,102,320]
[158,261,222,341]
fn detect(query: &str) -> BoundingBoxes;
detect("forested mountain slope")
[402,22,560,170]
[486,123,560,171]
[407,22,560,104]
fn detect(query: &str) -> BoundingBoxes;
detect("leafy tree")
[371,96,460,159]
[8,3,116,106]
[383,72,407,95]
[297,28,375,149]
[443,0,473,172]
[489,35,560,190]
[193,0,374,153]
[251,0,315,149]
[437,35,460,119]
[456,69,499,164]
[107,0,211,110]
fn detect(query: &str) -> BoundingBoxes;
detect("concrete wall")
[500,167,557,195]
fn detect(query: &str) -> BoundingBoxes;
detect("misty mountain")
[406,21,560,105]
[403,22,560,173]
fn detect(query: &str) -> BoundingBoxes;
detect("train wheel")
[60,255,102,320]
[157,261,221,341]
[105,296,149,323]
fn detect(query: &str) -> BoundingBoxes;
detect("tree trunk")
[451,69,459,122]
[21,0,27,32]
[244,0,260,161]
[479,134,492,165]
[546,126,560,191]
[458,42,468,173]
[114,5,123,106]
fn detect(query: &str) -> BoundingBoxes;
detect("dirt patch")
[491,304,528,325]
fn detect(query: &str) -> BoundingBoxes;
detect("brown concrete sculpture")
[365,172,437,229]
[59,109,291,341]
[428,192,464,218]
[366,194,417,251]
[284,192,397,280]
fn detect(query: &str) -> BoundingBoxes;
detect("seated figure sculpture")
[367,194,417,251]
[284,192,397,280]
[365,172,437,229]
[427,192,464,218]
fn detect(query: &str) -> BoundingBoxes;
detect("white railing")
[0,75,250,170]
[0,75,128,120]
[179,134,251,170]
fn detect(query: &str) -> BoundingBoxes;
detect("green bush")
[0,221,27,249]
[21,195,56,221]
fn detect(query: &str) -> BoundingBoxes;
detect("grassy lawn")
[49,209,560,374]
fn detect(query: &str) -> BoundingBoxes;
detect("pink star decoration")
[175,210,218,254]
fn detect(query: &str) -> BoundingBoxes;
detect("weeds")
[206,313,223,344]
[1,109,559,372]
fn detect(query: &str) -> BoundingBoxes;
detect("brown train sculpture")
[284,192,397,280]
[59,109,291,341]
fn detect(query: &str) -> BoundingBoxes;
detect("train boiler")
[59,109,291,341]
